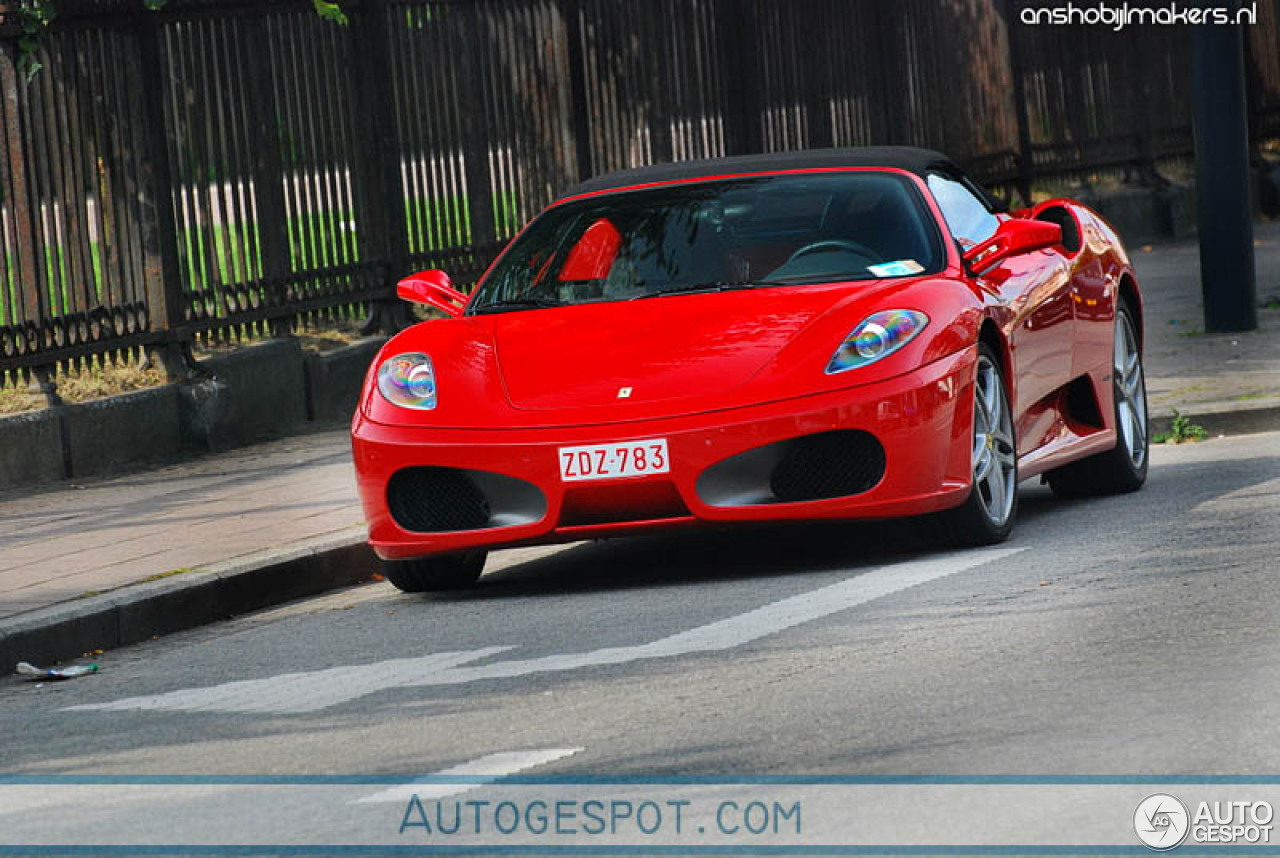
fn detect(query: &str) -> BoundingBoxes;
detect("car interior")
[477,173,946,308]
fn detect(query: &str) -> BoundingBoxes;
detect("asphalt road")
[3,431,1279,787]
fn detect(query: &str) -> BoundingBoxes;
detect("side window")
[926,173,999,249]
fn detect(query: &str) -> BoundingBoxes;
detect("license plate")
[559,439,670,482]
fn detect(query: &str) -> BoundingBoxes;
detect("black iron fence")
[2,0,1279,391]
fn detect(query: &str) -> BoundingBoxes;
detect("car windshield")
[468,171,943,313]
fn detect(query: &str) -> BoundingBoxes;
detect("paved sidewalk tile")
[1135,219,1280,414]
[0,430,362,621]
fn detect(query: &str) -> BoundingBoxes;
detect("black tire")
[932,342,1018,547]
[1045,303,1149,498]
[382,549,487,592]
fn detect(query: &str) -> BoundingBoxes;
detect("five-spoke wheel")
[933,342,1018,545]
[971,352,1018,529]
[1113,308,1148,471]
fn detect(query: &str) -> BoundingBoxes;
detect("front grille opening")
[387,467,491,533]
[769,430,886,502]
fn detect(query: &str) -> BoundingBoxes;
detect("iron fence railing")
[1,0,1278,391]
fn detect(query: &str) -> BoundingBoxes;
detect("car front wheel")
[382,549,487,592]
[933,343,1018,546]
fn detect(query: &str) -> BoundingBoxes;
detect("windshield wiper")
[470,297,566,315]
[631,280,792,300]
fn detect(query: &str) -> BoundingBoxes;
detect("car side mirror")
[397,269,467,317]
[963,219,1063,274]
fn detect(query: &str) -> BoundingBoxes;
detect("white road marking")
[354,748,583,804]
[65,647,515,715]
[66,548,1024,715]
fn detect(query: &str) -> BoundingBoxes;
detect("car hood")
[491,287,846,410]
[361,275,978,429]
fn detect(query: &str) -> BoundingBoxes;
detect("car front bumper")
[352,347,977,560]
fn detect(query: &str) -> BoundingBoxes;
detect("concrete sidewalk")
[0,429,368,622]
[2,221,1278,664]
[1136,218,1280,426]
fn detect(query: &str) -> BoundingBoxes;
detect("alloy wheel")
[972,355,1017,527]
[1113,311,1148,469]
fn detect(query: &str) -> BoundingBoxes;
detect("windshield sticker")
[867,259,925,277]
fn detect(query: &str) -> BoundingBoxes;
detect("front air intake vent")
[769,430,886,502]
[697,429,887,507]
[386,466,547,533]
[387,467,492,533]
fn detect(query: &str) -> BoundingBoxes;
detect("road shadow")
[439,514,961,601]
[425,451,1280,602]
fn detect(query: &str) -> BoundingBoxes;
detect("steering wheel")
[787,239,882,263]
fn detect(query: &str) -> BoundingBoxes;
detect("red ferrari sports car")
[352,147,1149,592]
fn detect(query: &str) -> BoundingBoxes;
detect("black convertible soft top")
[559,146,960,200]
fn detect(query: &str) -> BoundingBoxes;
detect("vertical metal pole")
[562,0,594,182]
[1190,1,1257,333]
[134,8,190,376]
[244,21,291,338]
[720,0,760,156]
[867,1,907,145]
[459,9,496,265]
[803,8,833,151]
[1241,10,1261,162]
[351,0,411,330]
[243,26,287,265]
[1131,31,1165,187]
[0,41,40,320]
[1002,0,1035,206]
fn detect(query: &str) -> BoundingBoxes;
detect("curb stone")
[1149,398,1280,439]
[0,528,376,671]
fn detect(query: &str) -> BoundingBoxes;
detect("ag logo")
[1135,793,1190,850]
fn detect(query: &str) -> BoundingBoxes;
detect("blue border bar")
[3,848,1280,856]
[4,774,1280,785]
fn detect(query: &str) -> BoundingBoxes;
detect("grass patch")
[1153,411,1209,444]
[293,319,368,353]
[0,356,168,415]
[0,388,41,416]
[140,568,193,583]
[55,360,168,404]
[190,317,370,359]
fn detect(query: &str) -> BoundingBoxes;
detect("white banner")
[2,778,1279,853]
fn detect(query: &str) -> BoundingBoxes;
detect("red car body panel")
[351,158,1141,562]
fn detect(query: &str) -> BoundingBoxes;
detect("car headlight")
[377,353,437,409]
[826,310,929,374]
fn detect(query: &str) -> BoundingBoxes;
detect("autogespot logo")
[1135,793,1191,850]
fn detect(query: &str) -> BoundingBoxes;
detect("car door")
[927,173,1076,449]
